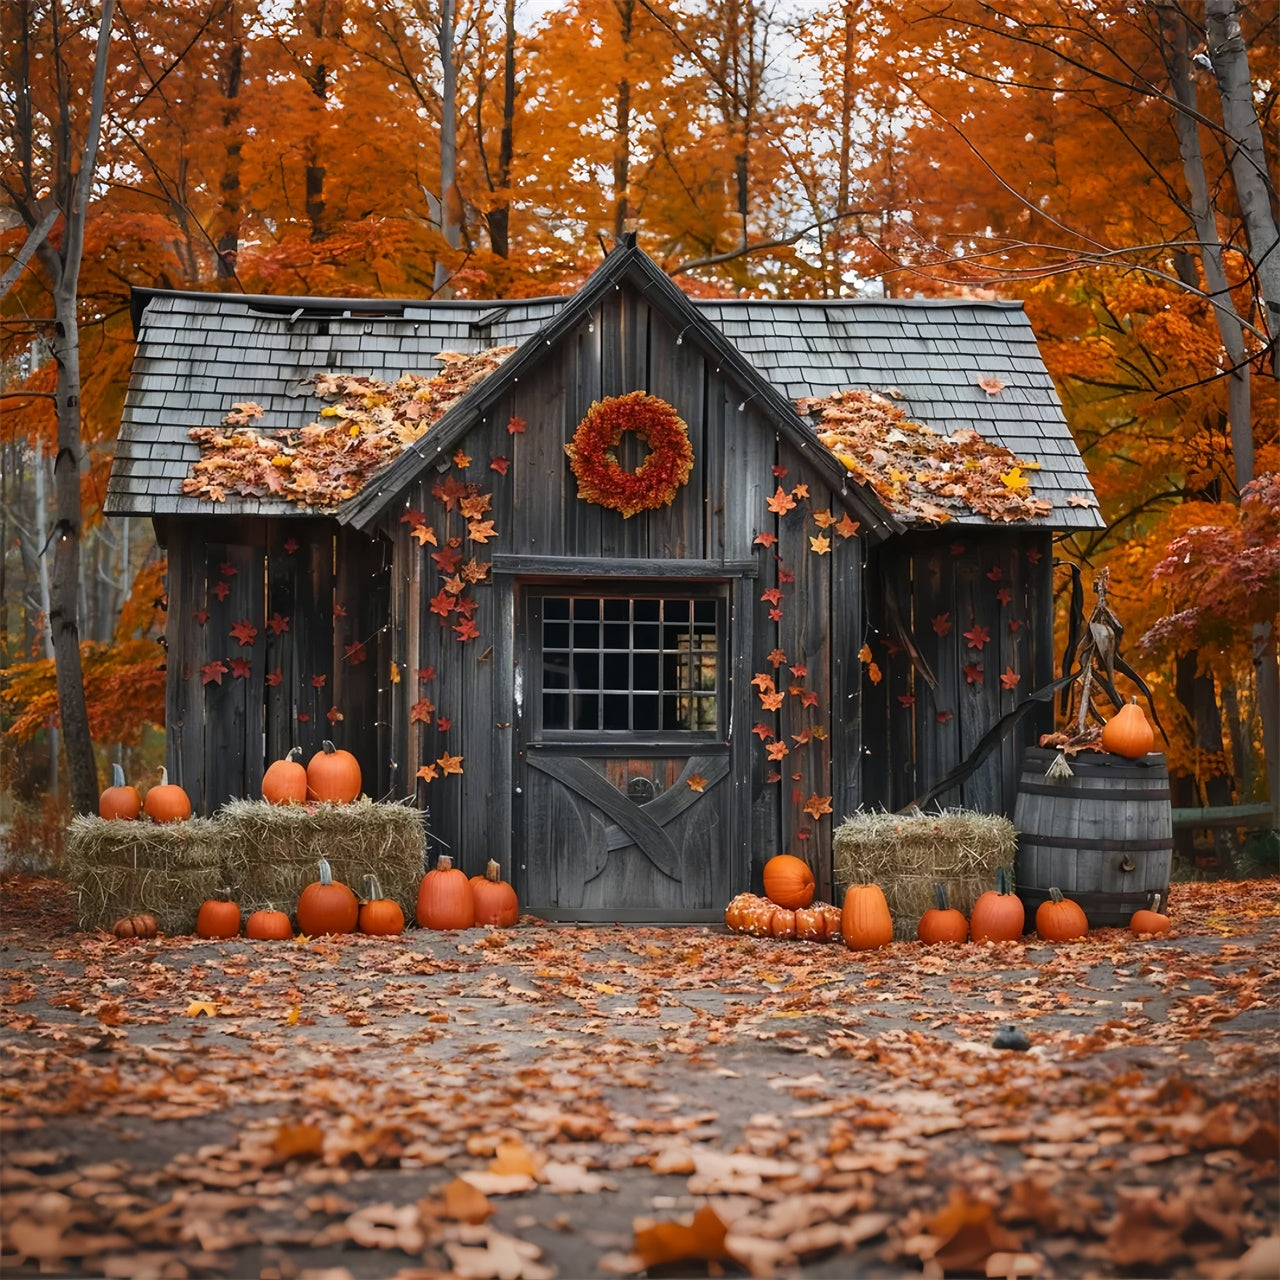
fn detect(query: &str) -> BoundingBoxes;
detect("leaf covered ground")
[1,875,1277,1279]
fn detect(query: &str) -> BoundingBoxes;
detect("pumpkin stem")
[111,762,127,787]
[485,859,503,882]
[436,854,454,871]
[317,858,334,886]
[363,873,384,901]
[286,746,302,762]
[933,883,949,911]
[995,866,1008,896]
[1048,886,1064,904]
[159,765,169,786]
[1149,892,1162,914]
[322,740,337,755]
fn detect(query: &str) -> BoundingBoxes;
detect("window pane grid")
[540,594,720,732]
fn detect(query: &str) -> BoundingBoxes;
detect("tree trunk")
[1204,0,1280,349]
[484,0,517,258]
[1175,651,1238,870]
[215,2,244,277]
[433,0,460,295]
[305,0,329,242]
[612,0,635,241]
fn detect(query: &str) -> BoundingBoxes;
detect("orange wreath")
[565,391,695,519]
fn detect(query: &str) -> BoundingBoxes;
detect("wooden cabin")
[106,242,1102,921]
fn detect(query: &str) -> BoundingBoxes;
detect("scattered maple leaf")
[976,376,1006,395]
[766,770,782,783]
[772,464,788,478]
[400,507,426,525]
[810,533,831,555]
[453,618,480,641]
[867,662,882,684]
[265,667,282,687]
[326,706,344,724]
[433,546,463,575]
[858,644,873,664]
[438,752,464,775]
[790,663,808,678]
[417,764,439,782]
[459,493,491,519]
[453,449,472,468]
[1026,548,1043,563]
[271,1122,325,1163]
[792,483,810,499]
[760,691,785,711]
[800,689,820,708]
[344,640,367,665]
[812,509,836,528]
[311,674,327,688]
[1000,667,1021,690]
[752,723,773,740]
[633,1205,730,1273]
[898,693,916,707]
[1009,618,1022,633]
[767,486,796,514]
[411,698,435,725]
[411,523,438,546]
[437,715,452,731]
[803,793,833,819]
[266,611,290,635]
[490,455,510,475]
[419,665,436,683]
[1001,465,1030,492]
[964,662,984,684]
[777,563,794,584]
[333,602,347,618]
[964,624,991,650]
[687,774,708,792]
[986,565,1003,581]
[753,531,778,547]
[229,658,252,679]
[996,587,1013,606]
[444,574,466,595]
[211,581,231,602]
[1067,492,1099,508]
[193,609,209,625]
[766,740,790,761]
[937,710,954,723]
[835,513,861,539]
[429,590,455,618]
[506,415,526,435]
[751,673,776,692]
[186,1000,217,1017]
[767,648,787,668]
[389,662,401,684]
[283,537,299,554]
[201,660,228,686]
[467,519,497,543]
[761,587,783,606]
[769,607,783,621]
[219,562,236,577]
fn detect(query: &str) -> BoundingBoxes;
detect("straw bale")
[67,816,228,934]
[833,808,1016,939]
[214,798,426,919]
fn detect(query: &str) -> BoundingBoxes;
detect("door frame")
[493,555,756,922]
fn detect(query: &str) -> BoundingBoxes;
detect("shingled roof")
[107,252,1101,531]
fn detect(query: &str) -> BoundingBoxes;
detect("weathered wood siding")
[860,529,1055,817]
[158,515,387,814]
[372,288,865,905]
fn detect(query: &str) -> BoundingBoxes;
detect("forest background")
[1,0,1276,865]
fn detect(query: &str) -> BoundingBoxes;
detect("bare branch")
[0,207,59,298]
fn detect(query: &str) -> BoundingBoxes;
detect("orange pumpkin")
[306,740,362,804]
[143,766,191,823]
[245,907,294,940]
[1035,887,1089,942]
[917,883,969,944]
[724,893,755,932]
[112,913,158,939]
[768,906,797,939]
[1101,697,1155,759]
[196,891,240,939]
[969,867,1025,943]
[794,903,829,942]
[1129,893,1171,936]
[762,854,816,909]
[358,874,406,936]
[470,860,519,928]
[99,763,142,820]
[416,855,475,930]
[296,858,359,935]
[841,883,894,951]
[724,893,777,936]
[262,747,308,805]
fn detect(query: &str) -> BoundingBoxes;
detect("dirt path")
[2,875,1278,1278]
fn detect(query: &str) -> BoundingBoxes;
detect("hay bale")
[833,808,1016,939]
[214,798,426,919]
[67,816,227,933]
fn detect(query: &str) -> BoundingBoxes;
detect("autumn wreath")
[564,391,695,519]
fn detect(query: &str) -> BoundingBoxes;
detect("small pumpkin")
[296,858,359,935]
[306,740,362,804]
[762,853,816,910]
[416,854,475,930]
[917,883,969,944]
[969,866,1025,943]
[794,903,829,942]
[841,883,894,951]
[262,747,308,806]
[1129,892,1171,936]
[820,903,843,938]
[1035,886,1089,942]
[99,763,142,821]
[112,913,158,939]
[245,907,294,940]
[470,860,519,928]
[1101,696,1155,759]
[143,766,191,823]
[724,893,755,932]
[768,906,798,939]
[358,874,406,936]
[196,890,240,939]
[724,893,778,937]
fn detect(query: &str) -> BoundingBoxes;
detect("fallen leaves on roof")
[181,347,515,508]
[796,389,1054,523]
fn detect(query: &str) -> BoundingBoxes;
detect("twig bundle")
[66,816,227,933]
[833,808,1016,939]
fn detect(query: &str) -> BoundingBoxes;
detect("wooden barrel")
[1013,748,1173,928]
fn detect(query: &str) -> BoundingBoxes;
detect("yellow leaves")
[270,1121,325,1163]
[686,773,708,792]
[185,1000,217,1017]
[809,533,831,555]
[1001,466,1030,492]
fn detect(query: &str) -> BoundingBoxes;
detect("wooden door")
[516,585,742,921]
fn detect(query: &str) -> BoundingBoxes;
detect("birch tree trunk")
[433,0,461,296]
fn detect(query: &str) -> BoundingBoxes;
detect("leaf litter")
[0,872,1277,1278]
